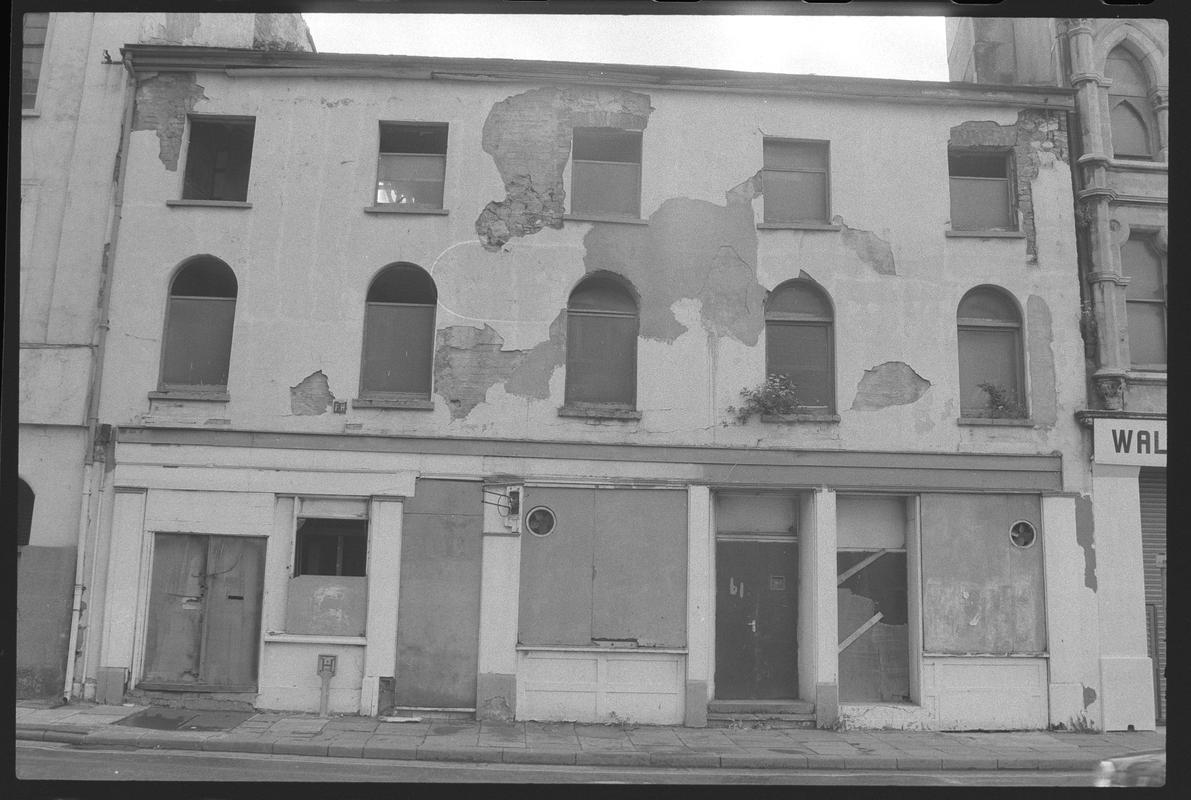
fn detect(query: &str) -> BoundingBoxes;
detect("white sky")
[303,14,950,81]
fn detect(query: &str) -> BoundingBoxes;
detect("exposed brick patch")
[433,316,565,419]
[476,86,652,250]
[851,362,931,410]
[1075,494,1097,592]
[132,73,208,171]
[950,110,1069,261]
[289,371,334,415]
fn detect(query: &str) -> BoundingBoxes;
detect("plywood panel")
[921,494,1044,653]
[518,488,596,645]
[394,480,483,708]
[284,576,367,636]
[142,533,206,684]
[201,536,265,687]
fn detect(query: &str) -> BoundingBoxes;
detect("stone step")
[707,699,815,715]
[706,712,817,729]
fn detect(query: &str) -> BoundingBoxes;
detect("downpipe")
[62,462,96,702]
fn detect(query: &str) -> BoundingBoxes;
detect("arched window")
[360,262,437,399]
[565,273,639,407]
[18,479,34,548]
[957,286,1025,418]
[1106,46,1156,160]
[160,256,237,391]
[765,279,835,412]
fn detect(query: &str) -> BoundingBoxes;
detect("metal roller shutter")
[1139,467,1166,722]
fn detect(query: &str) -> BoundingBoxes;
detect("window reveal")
[948,150,1015,231]
[360,263,437,399]
[764,279,835,412]
[1121,234,1167,369]
[160,256,238,391]
[957,286,1025,418]
[376,122,448,207]
[565,274,639,407]
[763,139,830,224]
[570,128,642,218]
[182,117,256,202]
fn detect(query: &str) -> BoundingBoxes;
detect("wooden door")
[142,533,265,690]
[715,541,798,699]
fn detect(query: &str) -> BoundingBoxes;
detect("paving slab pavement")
[16,700,1164,772]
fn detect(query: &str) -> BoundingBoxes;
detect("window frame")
[358,263,438,403]
[293,517,369,578]
[22,12,50,114]
[764,279,836,414]
[157,257,238,394]
[761,137,831,225]
[374,121,449,210]
[1121,233,1167,371]
[956,286,1027,419]
[947,148,1017,233]
[1105,46,1158,162]
[563,274,640,411]
[569,127,643,220]
[180,114,257,203]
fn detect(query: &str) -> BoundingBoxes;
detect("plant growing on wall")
[977,382,1027,419]
[727,374,804,423]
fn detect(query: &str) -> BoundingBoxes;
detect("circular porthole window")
[525,506,557,537]
[1010,520,1037,548]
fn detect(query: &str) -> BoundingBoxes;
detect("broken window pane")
[763,139,829,224]
[838,550,910,702]
[571,128,642,217]
[182,118,256,202]
[294,518,368,577]
[377,123,448,207]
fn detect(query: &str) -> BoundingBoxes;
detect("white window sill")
[22,109,40,118]
[264,633,367,646]
[1108,157,1166,171]
[757,222,840,231]
[166,199,252,209]
[1127,369,1167,383]
[558,404,642,420]
[352,396,435,410]
[516,644,687,654]
[564,213,648,225]
[957,417,1035,427]
[149,389,230,402]
[945,229,1025,239]
[760,412,841,423]
[364,205,449,215]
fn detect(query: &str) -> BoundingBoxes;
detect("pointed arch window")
[160,256,237,391]
[360,262,437,400]
[765,279,835,412]
[565,274,639,408]
[1106,46,1157,160]
[957,286,1026,418]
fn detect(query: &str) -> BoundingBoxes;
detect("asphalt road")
[16,741,1097,786]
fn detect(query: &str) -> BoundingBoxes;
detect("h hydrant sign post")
[318,654,337,717]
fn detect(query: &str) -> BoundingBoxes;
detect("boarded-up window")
[949,150,1014,231]
[1106,47,1156,160]
[360,263,437,399]
[1121,234,1166,368]
[763,139,829,223]
[18,479,34,547]
[22,13,48,110]
[160,256,237,390]
[182,117,255,202]
[285,500,369,638]
[957,286,1024,417]
[765,279,834,411]
[518,487,687,647]
[920,493,1045,654]
[376,122,448,207]
[571,128,642,218]
[565,274,638,407]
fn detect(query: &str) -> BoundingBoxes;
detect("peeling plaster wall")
[132,74,209,171]
[98,71,1086,484]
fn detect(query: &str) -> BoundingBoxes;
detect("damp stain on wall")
[476,86,653,250]
[132,73,209,171]
[1026,295,1058,425]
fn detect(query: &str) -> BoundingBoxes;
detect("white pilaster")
[98,487,147,675]
[685,485,713,725]
[360,497,403,716]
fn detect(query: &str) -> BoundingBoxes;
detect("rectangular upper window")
[294,517,368,577]
[571,127,642,218]
[948,150,1015,231]
[182,117,256,202]
[22,13,49,110]
[376,122,447,208]
[1121,234,1167,370]
[763,139,830,224]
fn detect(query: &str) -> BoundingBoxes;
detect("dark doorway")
[141,534,265,691]
[715,540,798,699]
